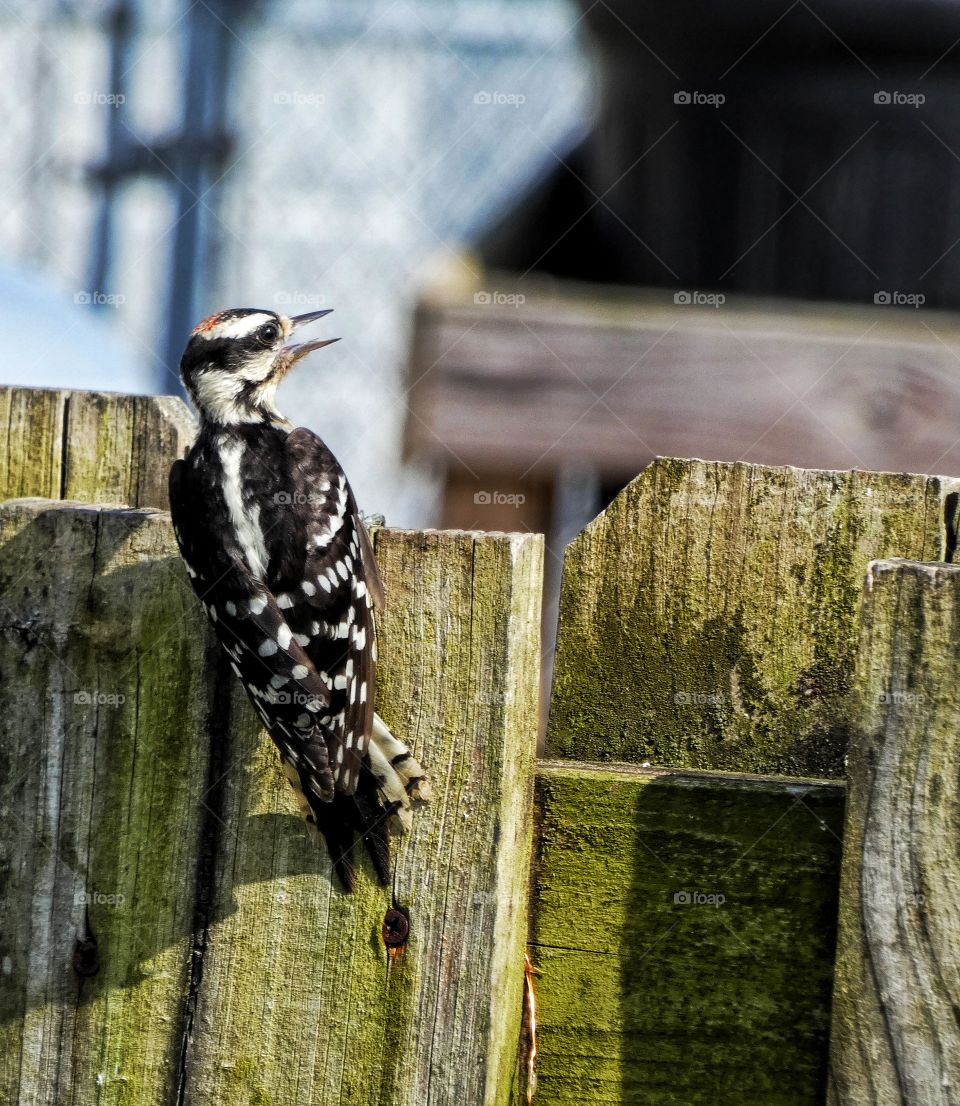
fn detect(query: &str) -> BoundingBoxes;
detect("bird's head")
[179,307,338,426]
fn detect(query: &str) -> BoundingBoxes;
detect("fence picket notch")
[547,458,959,776]
[828,558,960,1104]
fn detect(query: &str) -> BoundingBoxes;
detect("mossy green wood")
[0,386,67,499]
[530,761,844,1106]
[0,500,215,1105]
[829,559,960,1105]
[0,386,196,508]
[547,458,959,777]
[181,528,543,1106]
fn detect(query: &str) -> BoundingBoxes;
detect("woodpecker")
[168,306,429,890]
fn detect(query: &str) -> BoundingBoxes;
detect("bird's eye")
[258,323,280,345]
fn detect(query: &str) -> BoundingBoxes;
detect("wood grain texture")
[0,386,68,499]
[828,559,960,1105]
[0,500,215,1105]
[176,527,544,1106]
[0,504,542,1106]
[547,457,958,777]
[0,386,196,508]
[531,760,844,1106]
[62,391,196,509]
[406,279,960,478]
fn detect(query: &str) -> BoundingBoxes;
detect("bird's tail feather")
[310,777,391,891]
[308,715,429,891]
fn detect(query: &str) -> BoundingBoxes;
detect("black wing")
[170,456,339,800]
[170,433,392,888]
[265,426,385,794]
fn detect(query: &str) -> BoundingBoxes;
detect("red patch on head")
[192,311,230,335]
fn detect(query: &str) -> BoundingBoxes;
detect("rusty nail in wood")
[382,906,409,948]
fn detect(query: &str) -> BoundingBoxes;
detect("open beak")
[283,309,340,365]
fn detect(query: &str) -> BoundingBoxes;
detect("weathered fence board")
[0,386,195,508]
[547,458,959,777]
[531,761,844,1106]
[0,499,215,1105]
[0,387,66,499]
[0,500,543,1106]
[828,559,960,1105]
[183,528,543,1106]
[7,382,960,1106]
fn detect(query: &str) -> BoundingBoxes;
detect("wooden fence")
[1,384,959,1105]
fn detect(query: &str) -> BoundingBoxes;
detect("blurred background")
[0,0,588,525]
[7,0,960,596]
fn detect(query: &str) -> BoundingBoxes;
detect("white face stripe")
[194,312,275,341]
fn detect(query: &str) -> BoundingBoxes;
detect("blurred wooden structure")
[4,387,960,1104]
[406,274,960,543]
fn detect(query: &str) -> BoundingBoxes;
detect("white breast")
[218,437,269,578]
